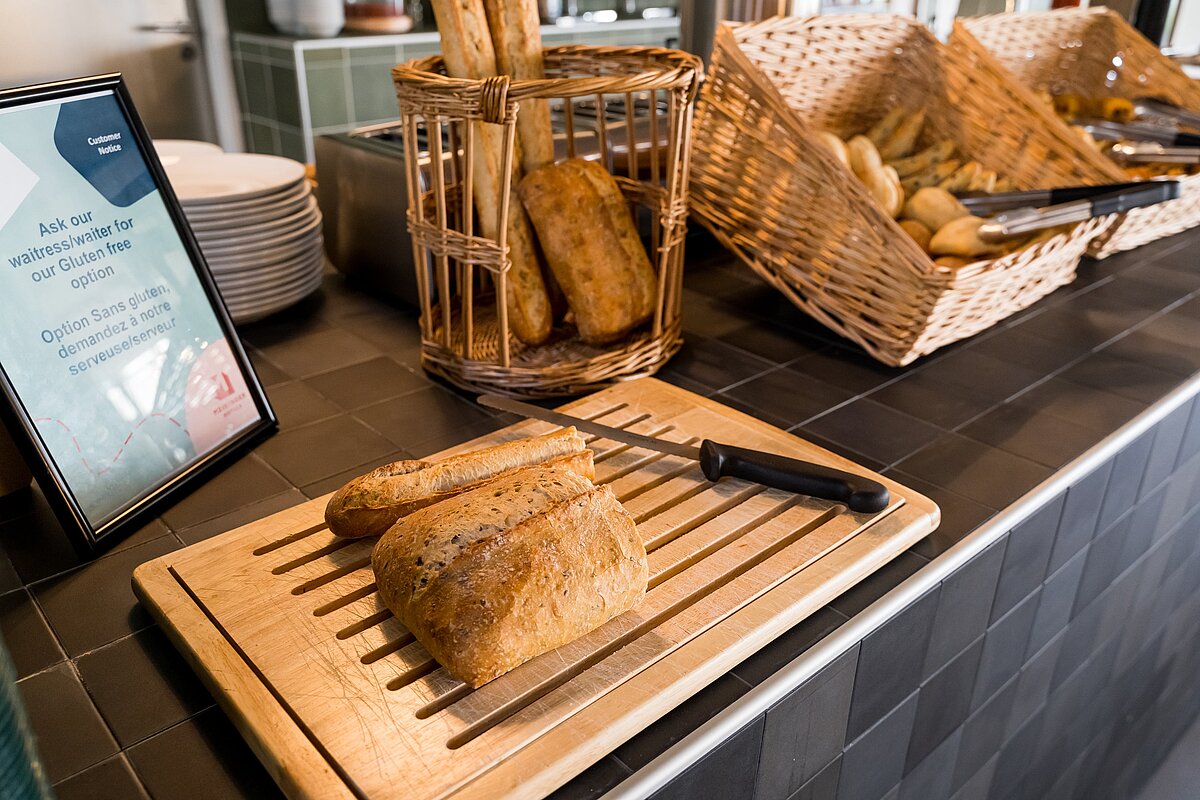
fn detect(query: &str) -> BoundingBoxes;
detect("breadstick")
[430,0,552,344]
[483,0,554,175]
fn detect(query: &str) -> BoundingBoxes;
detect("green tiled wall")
[231,20,679,162]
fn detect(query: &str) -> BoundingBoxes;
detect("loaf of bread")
[429,0,553,344]
[373,465,647,687]
[518,159,657,344]
[482,0,553,175]
[324,427,591,538]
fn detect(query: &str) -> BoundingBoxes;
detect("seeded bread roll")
[518,159,657,344]
[372,465,647,687]
[325,427,591,538]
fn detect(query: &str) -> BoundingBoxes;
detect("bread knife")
[477,394,890,513]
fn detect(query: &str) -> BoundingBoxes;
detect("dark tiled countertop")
[3,227,1200,799]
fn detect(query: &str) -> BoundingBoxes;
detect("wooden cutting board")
[133,378,939,800]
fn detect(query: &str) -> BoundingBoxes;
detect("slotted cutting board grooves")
[133,379,939,800]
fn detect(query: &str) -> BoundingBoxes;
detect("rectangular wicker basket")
[690,15,1113,367]
[958,8,1200,258]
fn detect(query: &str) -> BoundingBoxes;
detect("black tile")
[899,728,961,800]
[845,588,938,743]
[885,472,996,560]
[951,675,1018,792]
[1139,310,1200,348]
[238,305,332,350]
[1073,513,1131,618]
[255,414,395,485]
[18,662,119,783]
[53,755,149,800]
[244,348,291,386]
[866,372,996,430]
[615,674,752,771]
[991,495,1063,623]
[263,380,341,428]
[785,755,841,800]
[545,756,631,800]
[31,535,180,657]
[906,638,982,770]
[719,392,796,432]
[959,402,1098,469]
[299,450,414,500]
[1048,461,1113,574]
[304,356,429,411]
[923,539,1005,679]
[0,545,21,596]
[758,647,858,799]
[908,350,1044,407]
[335,310,424,368]
[719,324,827,365]
[1015,305,1133,353]
[1026,546,1088,659]
[354,386,498,455]
[792,429,887,474]
[254,327,382,378]
[837,692,919,800]
[791,346,906,396]
[1104,324,1200,377]
[650,717,763,800]
[1058,351,1182,405]
[1007,631,1064,738]
[1096,431,1155,532]
[174,489,308,545]
[1140,404,1191,498]
[830,551,929,619]
[967,328,1081,375]
[681,289,755,339]
[76,626,214,748]
[159,454,290,531]
[803,400,943,467]
[893,434,1052,511]
[734,606,849,687]
[1012,378,1147,434]
[0,488,88,584]
[0,589,63,678]
[658,337,775,392]
[126,707,284,800]
[722,368,854,428]
[971,591,1039,710]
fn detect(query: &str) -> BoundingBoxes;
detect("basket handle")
[479,75,512,125]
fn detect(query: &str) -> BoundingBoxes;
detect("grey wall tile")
[846,589,938,743]
[1007,631,1065,738]
[906,639,983,770]
[757,647,858,800]
[923,539,1005,679]
[838,693,919,800]
[948,753,997,800]
[989,711,1044,799]
[651,718,764,800]
[971,592,1039,710]
[1073,513,1133,617]
[1140,404,1191,498]
[1049,461,1113,573]
[951,676,1018,792]
[616,675,751,771]
[1052,597,1104,690]
[786,756,841,800]
[991,496,1062,623]
[899,728,961,800]
[1097,432,1155,532]
[1026,546,1088,658]
[546,756,631,800]
[1174,397,1200,468]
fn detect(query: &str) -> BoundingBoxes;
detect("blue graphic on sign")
[53,96,154,207]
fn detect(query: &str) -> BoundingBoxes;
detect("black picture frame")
[0,74,276,557]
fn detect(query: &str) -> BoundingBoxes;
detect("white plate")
[187,192,314,232]
[205,236,324,276]
[226,272,325,323]
[182,179,310,218]
[193,198,319,246]
[201,225,324,266]
[200,214,323,261]
[154,139,223,167]
[167,153,306,204]
[214,251,324,293]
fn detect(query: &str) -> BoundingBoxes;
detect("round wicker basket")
[391,46,701,397]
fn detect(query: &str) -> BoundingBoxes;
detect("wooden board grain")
[133,378,939,800]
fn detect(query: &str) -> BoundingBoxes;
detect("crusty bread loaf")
[518,159,658,344]
[428,0,553,344]
[482,0,553,175]
[373,465,647,687]
[325,427,591,538]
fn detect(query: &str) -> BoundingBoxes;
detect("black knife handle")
[698,440,890,514]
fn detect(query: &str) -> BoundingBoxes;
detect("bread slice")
[373,465,647,687]
[324,427,591,538]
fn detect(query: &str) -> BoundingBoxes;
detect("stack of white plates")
[158,142,325,324]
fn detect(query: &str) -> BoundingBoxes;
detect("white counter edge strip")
[605,367,1200,800]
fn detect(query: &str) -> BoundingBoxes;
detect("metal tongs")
[1077,118,1200,147]
[1132,97,1200,132]
[960,181,1181,243]
[1110,142,1200,165]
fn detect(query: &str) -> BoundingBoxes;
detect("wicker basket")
[392,46,701,397]
[958,8,1200,258]
[690,16,1113,367]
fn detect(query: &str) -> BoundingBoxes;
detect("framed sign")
[0,75,276,555]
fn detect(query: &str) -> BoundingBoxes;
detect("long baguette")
[325,427,592,538]
[483,0,554,175]
[429,0,552,344]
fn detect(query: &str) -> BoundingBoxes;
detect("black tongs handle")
[1089,180,1181,216]
[960,181,1172,213]
[698,440,890,514]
